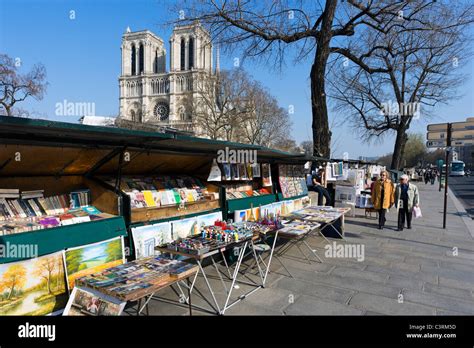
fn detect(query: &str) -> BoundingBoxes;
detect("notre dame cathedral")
[118,22,218,133]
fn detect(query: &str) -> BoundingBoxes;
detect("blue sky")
[0,0,473,158]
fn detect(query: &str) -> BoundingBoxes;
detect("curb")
[448,187,474,239]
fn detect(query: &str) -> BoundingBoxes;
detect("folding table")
[76,264,199,316]
[154,235,264,315]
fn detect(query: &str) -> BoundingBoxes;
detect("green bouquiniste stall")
[0,116,318,263]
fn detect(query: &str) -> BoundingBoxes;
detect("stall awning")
[0,116,324,176]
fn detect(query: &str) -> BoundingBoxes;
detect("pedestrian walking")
[424,170,430,185]
[394,174,420,231]
[371,170,395,230]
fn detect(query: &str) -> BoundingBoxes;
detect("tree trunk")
[311,0,337,159]
[7,284,15,299]
[391,127,408,170]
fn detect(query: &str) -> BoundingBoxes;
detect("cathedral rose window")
[154,101,169,121]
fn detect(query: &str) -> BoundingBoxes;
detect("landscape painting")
[0,251,68,316]
[131,222,172,259]
[171,217,199,239]
[64,237,124,291]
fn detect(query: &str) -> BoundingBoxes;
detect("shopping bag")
[413,206,422,219]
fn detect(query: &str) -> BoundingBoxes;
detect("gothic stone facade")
[118,23,216,132]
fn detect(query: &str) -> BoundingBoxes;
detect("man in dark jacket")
[395,174,420,231]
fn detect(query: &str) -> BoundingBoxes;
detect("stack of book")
[104,176,218,209]
[0,188,102,236]
[0,206,113,236]
[224,184,271,200]
[0,188,92,220]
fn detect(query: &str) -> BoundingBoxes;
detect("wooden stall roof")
[0,116,326,176]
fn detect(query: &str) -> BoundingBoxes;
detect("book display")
[220,163,276,219]
[105,176,217,209]
[219,162,261,181]
[278,220,321,236]
[278,165,308,199]
[102,175,220,224]
[0,187,113,236]
[223,183,272,200]
[291,206,350,224]
[76,256,198,301]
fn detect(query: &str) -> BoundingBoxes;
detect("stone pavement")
[142,182,474,316]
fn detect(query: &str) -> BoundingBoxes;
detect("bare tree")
[0,54,47,116]
[170,1,413,158]
[192,68,294,148]
[239,82,293,147]
[300,140,313,155]
[192,69,252,140]
[330,1,474,169]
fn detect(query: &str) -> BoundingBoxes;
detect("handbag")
[413,206,422,219]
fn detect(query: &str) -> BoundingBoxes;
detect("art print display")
[207,159,222,182]
[233,209,247,223]
[252,163,261,178]
[278,165,308,198]
[64,237,125,291]
[131,222,172,259]
[223,163,232,180]
[0,251,68,316]
[231,164,240,180]
[63,286,125,316]
[196,211,223,228]
[261,164,272,187]
[272,201,284,216]
[171,217,199,239]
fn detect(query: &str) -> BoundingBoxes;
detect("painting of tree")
[34,256,56,294]
[2,264,27,299]
[105,239,123,263]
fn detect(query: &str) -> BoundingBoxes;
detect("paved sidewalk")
[143,182,474,315]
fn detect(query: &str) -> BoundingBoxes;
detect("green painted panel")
[276,193,309,202]
[0,216,127,263]
[226,195,276,213]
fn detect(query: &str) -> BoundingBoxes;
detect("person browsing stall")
[312,168,332,206]
[371,170,395,230]
[395,174,420,231]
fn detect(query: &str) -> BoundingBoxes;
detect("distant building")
[118,22,218,134]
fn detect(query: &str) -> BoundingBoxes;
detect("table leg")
[302,240,323,263]
[221,241,248,315]
[262,230,278,287]
[249,240,265,286]
[197,260,221,314]
[211,255,229,294]
[187,278,192,316]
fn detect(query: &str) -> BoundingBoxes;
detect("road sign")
[452,139,474,146]
[427,118,474,131]
[426,140,446,148]
[427,118,474,147]
[427,129,474,141]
